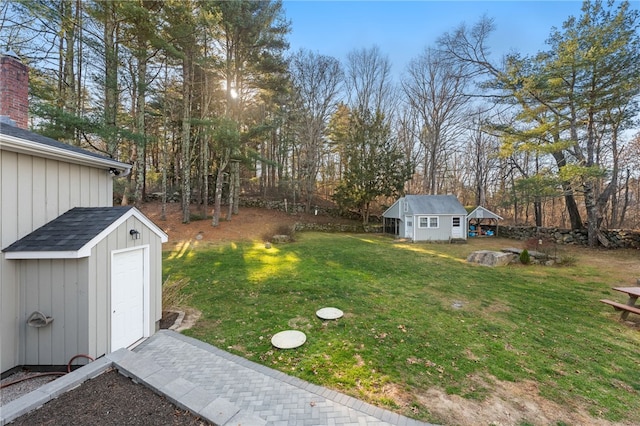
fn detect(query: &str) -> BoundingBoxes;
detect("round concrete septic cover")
[316,307,344,320]
[271,330,306,349]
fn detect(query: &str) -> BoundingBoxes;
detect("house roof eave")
[0,132,131,175]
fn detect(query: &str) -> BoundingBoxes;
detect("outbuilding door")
[111,247,146,350]
[404,215,413,239]
[452,217,463,239]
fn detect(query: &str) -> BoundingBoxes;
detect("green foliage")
[558,163,608,183]
[30,102,144,158]
[164,233,640,423]
[332,107,414,224]
[513,174,562,202]
[212,117,241,151]
[519,248,531,264]
[474,1,640,242]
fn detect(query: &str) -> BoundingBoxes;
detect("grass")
[163,233,640,424]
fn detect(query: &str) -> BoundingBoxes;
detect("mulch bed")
[160,311,180,329]
[8,311,209,425]
[9,369,211,426]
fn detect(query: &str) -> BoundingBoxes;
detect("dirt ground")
[137,201,355,249]
[9,369,210,426]
[7,202,640,425]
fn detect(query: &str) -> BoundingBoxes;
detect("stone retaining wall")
[498,225,640,249]
[293,222,382,233]
[239,198,363,219]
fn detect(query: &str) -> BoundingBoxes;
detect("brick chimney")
[0,51,29,129]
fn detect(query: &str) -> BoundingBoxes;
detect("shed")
[2,206,168,366]
[1,52,173,374]
[467,206,503,237]
[382,195,467,242]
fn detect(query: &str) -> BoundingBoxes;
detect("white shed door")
[404,216,413,239]
[452,217,463,238]
[111,248,145,350]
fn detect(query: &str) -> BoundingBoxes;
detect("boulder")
[467,250,516,267]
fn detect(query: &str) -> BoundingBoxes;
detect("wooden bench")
[600,299,640,319]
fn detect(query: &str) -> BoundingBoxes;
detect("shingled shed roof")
[404,195,467,215]
[2,206,167,259]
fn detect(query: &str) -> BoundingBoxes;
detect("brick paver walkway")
[133,330,434,426]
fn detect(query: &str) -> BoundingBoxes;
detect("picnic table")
[600,287,640,320]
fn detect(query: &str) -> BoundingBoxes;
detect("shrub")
[558,253,578,266]
[519,249,531,265]
[263,224,296,243]
[162,277,192,310]
[524,237,557,259]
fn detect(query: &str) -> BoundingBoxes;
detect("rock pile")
[466,250,516,267]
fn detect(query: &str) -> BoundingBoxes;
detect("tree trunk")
[103,2,118,157]
[181,53,193,223]
[133,42,147,205]
[534,198,542,227]
[552,152,583,229]
[618,169,630,228]
[232,160,240,215]
[226,161,235,221]
[212,154,229,227]
[161,96,168,222]
[584,180,599,247]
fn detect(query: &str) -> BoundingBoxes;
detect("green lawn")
[163,233,640,424]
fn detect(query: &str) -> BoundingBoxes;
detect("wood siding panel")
[31,157,46,226]
[17,154,33,237]
[413,215,453,241]
[86,248,97,358]
[1,151,19,371]
[68,164,81,207]
[151,231,162,325]
[93,241,109,358]
[57,163,71,215]
[76,259,90,358]
[62,259,79,363]
[50,261,65,364]
[45,159,60,221]
[21,262,38,365]
[37,260,54,365]
[1,149,120,372]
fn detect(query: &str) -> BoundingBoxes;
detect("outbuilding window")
[418,216,439,228]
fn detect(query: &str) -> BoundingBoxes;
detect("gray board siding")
[18,217,163,365]
[1,149,115,373]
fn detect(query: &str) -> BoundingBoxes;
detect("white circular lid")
[316,307,344,320]
[271,330,307,349]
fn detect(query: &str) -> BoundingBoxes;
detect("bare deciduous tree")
[289,49,343,211]
[402,47,470,194]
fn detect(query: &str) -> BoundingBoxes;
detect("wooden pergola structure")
[467,206,503,237]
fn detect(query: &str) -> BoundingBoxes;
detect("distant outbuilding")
[383,195,467,242]
[467,206,503,237]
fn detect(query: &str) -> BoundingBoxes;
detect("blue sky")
[282,1,611,78]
